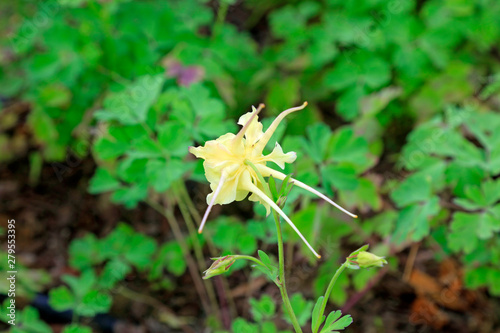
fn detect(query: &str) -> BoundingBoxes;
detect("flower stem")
[169,188,220,320]
[147,198,213,316]
[175,181,238,321]
[273,211,303,333]
[313,261,348,333]
[232,255,268,269]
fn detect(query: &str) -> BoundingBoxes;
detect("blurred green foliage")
[2,0,500,331]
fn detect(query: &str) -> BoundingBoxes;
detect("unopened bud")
[203,255,236,279]
[355,251,387,268]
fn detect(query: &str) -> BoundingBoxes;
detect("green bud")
[355,251,387,269]
[203,255,236,279]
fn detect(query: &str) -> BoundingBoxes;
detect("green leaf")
[311,296,325,333]
[62,270,96,299]
[336,85,366,120]
[445,163,485,197]
[261,321,278,333]
[254,250,278,281]
[455,179,500,210]
[16,306,52,333]
[163,242,187,276]
[99,223,133,260]
[237,234,257,254]
[278,174,294,199]
[111,182,148,208]
[124,234,157,270]
[49,286,75,312]
[393,196,440,243]
[94,137,130,160]
[116,157,148,183]
[320,311,353,332]
[302,123,332,164]
[146,158,189,192]
[157,121,192,157]
[129,136,163,158]
[448,212,500,254]
[181,83,231,139]
[258,250,273,269]
[268,175,279,202]
[390,173,432,207]
[362,211,397,238]
[77,289,112,316]
[95,75,165,125]
[324,52,391,91]
[321,164,359,191]
[98,258,131,289]
[249,295,276,321]
[328,127,369,166]
[69,234,101,270]
[28,106,65,160]
[88,168,121,194]
[62,325,93,333]
[269,4,312,40]
[149,241,187,279]
[322,311,341,330]
[231,318,259,333]
[341,177,382,211]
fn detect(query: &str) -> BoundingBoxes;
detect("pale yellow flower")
[189,103,357,258]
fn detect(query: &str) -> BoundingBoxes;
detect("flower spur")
[189,102,357,258]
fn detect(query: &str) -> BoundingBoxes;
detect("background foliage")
[1,0,500,332]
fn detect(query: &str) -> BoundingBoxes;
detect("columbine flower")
[189,103,357,258]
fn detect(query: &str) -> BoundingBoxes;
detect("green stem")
[177,181,202,222]
[232,255,268,269]
[147,199,212,315]
[172,184,208,271]
[176,181,238,320]
[170,188,221,321]
[273,211,303,333]
[244,159,303,332]
[313,261,348,333]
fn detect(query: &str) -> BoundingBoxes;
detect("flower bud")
[355,251,387,268]
[203,255,236,279]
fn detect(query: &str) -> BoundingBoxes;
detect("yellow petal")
[254,102,307,154]
[237,108,264,146]
[248,182,271,215]
[240,173,321,258]
[256,164,358,218]
[207,165,245,205]
[263,143,297,169]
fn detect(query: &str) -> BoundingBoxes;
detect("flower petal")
[241,172,321,258]
[207,165,246,205]
[199,172,227,233]
[248,181,271,215]
[263,142,297,169]
[254,102,307,154]
[237,108,264,146]
[256,164,358,218]
[233,104,265,147]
